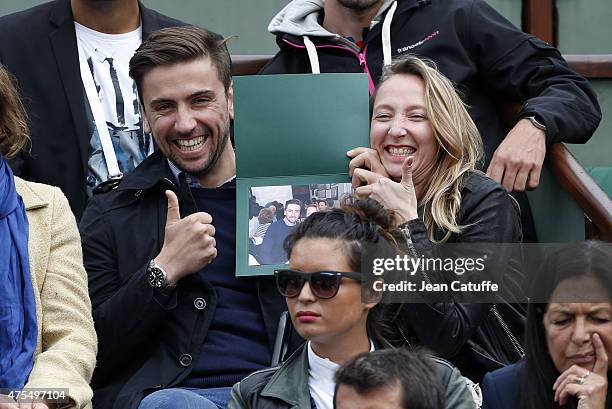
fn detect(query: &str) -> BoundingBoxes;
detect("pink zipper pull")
[358,52,366,67]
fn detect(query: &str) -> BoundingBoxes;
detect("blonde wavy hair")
[0,64,29,159]
[373,55,483,242]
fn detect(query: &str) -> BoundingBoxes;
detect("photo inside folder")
[233,73,370,276]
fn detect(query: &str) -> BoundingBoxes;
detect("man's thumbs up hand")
[165,190,181,225]
[154,190,217,285]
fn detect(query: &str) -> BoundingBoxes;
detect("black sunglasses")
[274,269,362,299]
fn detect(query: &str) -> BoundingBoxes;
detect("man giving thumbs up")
[152,190,217,289]
[79,27,294,409]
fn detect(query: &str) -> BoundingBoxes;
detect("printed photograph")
[247,183,354,266]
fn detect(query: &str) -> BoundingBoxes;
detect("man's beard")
[192,128,230,178]
[168,119,231,179]
[336,0,382,12]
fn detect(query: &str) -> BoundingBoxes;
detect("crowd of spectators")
[0,0,608,409]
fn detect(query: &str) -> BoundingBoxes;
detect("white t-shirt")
[75,22,153,194]
[308,340,375,409]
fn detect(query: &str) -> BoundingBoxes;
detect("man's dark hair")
[317,199,326,205]
[285,198,302,208]
[129,25,232,105]
[334,348,444,409]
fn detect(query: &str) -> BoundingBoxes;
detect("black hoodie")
[261,0,601,166]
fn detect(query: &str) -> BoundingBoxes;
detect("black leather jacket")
[394,171,524,381]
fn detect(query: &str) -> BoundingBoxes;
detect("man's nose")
[174,105,196,134]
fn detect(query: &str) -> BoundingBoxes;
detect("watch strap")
[147,260,176,293]
[524,115,546,131]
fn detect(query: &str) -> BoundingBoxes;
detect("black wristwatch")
[146,260,175,293]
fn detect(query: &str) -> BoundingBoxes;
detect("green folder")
[234,73,370,276]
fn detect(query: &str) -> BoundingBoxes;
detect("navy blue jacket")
[259,219,294,264]
[482,362,525,409]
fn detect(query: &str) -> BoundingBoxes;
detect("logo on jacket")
[396,30,439,54]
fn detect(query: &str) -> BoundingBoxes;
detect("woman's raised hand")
[352,156,419,225]
[554,333,608,409]
[347,147,389,179]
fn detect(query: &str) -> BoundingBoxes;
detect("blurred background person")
[249,207,275,263]
[248,193,263,238]
[305,203,318,218]
[253,208,275,243]
[268,203,279,221]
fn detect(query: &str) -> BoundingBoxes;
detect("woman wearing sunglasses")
[347,55,524,382]
[228,198,474,409]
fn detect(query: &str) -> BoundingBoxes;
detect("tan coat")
[15,177,97,409]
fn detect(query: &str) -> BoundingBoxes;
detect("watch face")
[147,267,165,289]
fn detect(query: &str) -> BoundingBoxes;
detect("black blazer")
[0,0,185,220]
